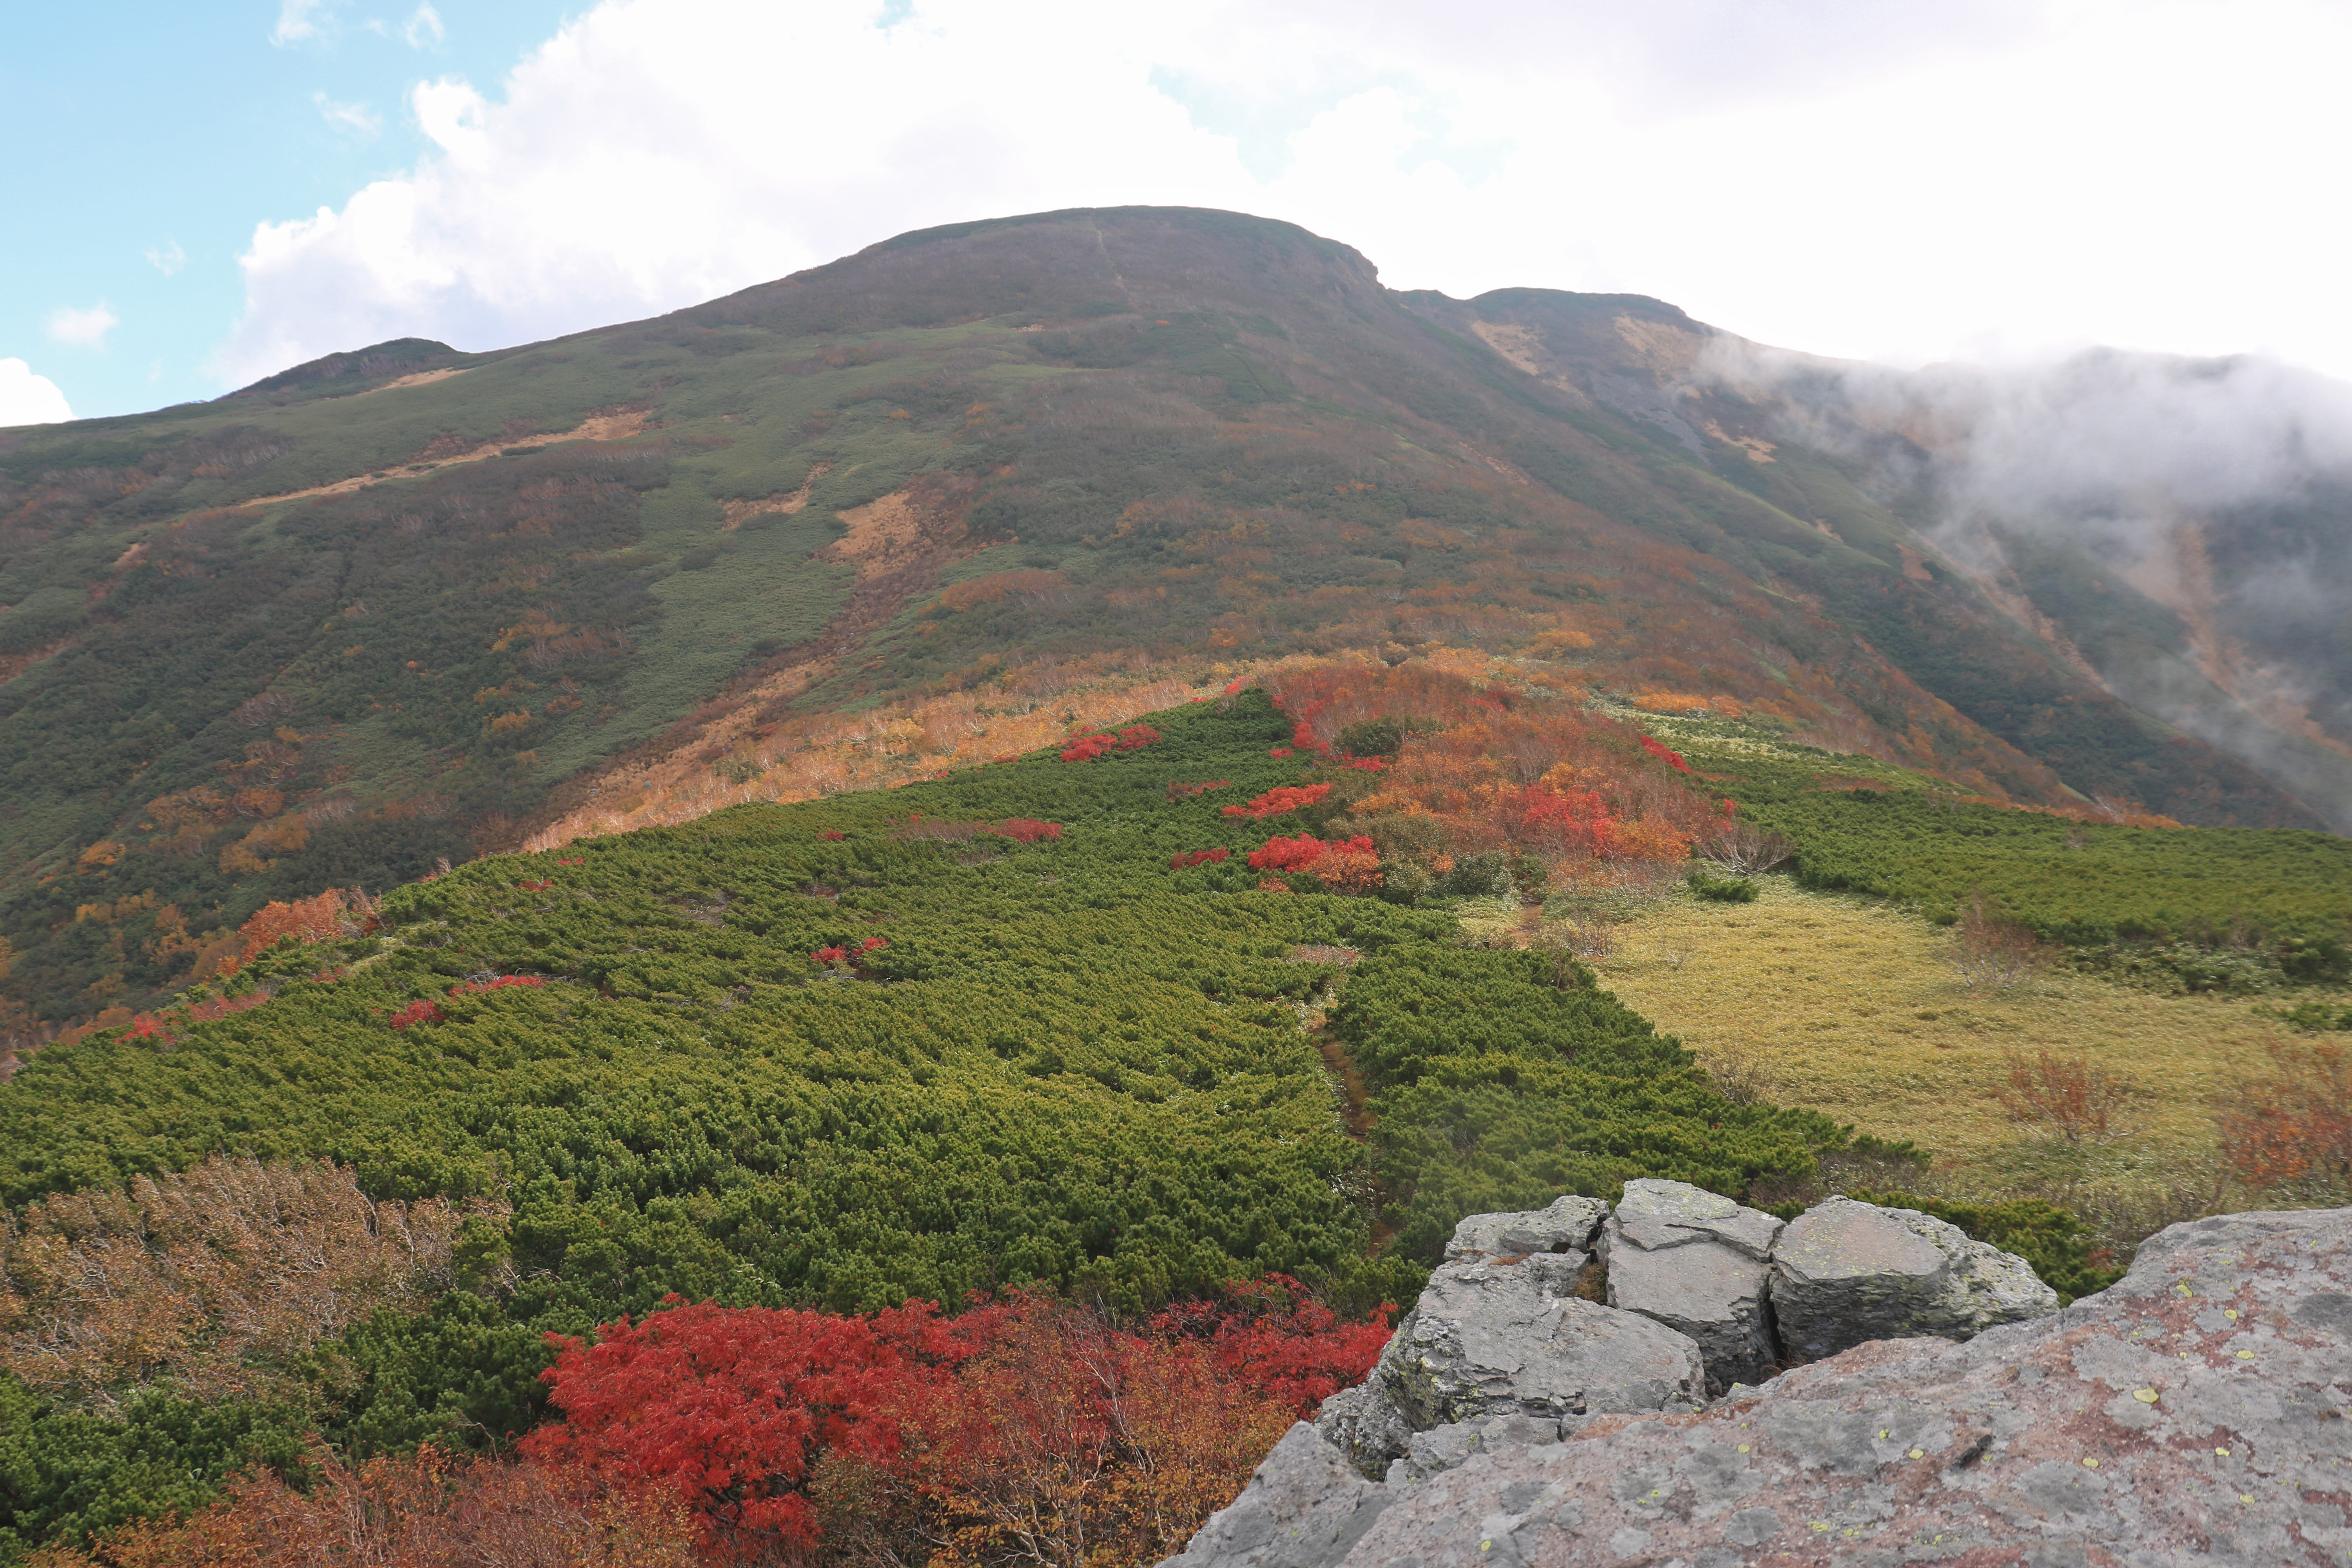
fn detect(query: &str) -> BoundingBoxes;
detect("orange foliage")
[1267,662,1711,889]
[0,1157,499,1409]
[35,1447,693,1568]
[2220,1043,2352,1192]
[221,888,373,976]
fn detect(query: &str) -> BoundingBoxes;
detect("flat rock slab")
[1319,1207,2352,1567]
[1443,1195,1610,1261]
[1603,1179,1784,1392]
[1771,1194,2056,1361]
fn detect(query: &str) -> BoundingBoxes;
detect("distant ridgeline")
[4,205,2341,1049]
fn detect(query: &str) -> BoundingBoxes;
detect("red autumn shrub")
[1639,735,1692,773]
[1246,833,1375,874]
[1166,779,1230,800]
[818,829,846,841]
[1221,784,1333,820]
[993,818,1062,842]
[811,946,849,967]
[2220,1042,2352,1192]
[386,1000,444,1031]
[1267,747,1293,759]
[1150,1275,1393,1418]
[525,1297,996,1561]
[1061,727,1160,762]
[1170,848,1232,869]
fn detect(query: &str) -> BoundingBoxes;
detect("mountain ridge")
[0,203,2341,1040]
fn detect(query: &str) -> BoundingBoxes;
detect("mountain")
[1,205,2341,1040]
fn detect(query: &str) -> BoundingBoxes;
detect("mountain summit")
[0,205,2341,1035]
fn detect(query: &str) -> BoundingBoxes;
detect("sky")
[8,0,2352,426]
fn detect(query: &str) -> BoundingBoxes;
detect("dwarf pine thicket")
[2,674,2348,1561]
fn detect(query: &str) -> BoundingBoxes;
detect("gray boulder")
[1770,1193,2056,1361]
[1310,1377,1412,1482]
[1599,1177,1784,1392]
[1373,1252,1703,1443]
[1157,1421,1388,1568]
[1442,1194,1610,1261]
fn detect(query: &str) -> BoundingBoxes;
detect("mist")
[1701,336,2352,831]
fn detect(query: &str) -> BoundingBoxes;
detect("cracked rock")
[1601,1178,1784,1392]
[1769,1194,2057,1361]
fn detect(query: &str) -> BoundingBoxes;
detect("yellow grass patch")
[1546,880,2296,1186]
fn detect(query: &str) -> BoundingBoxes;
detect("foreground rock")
[1770,1193,2058,1361]
[1179,1206,2352,1567]
[1600,1178,1783,1391]
[1317,1251,1705,1478]
[1158,1423,1389,1568]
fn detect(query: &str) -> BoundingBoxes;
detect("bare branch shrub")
[1949,893,2049,990]
[1693,819,1791,877]
[2219,1041,2352,1197]
[1697,1041,1779,1106]
[1994,1049,2136,1145]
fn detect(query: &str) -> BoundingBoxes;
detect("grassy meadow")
[1471,877,2296,1245]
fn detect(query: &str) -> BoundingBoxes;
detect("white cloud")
[145,240,187,276]
[271,0,332,45]
[46,303,119,350]
[214,0,2352,387]
[0,359,73,426]
[314,92,383,137]
[403,3,444,47]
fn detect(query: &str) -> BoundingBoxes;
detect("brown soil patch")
[823,489,939,578]
[360,368,469,397]
[720,463,829,531]
[236,410,649,509]
[0,638,72,688]
[1470,321,1547,378]
[1702,419,1777,463]
[1896,544,1934,582]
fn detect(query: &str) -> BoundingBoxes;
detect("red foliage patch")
[818,829,846,841]
[992,818,1062,842]
[1639,735,1692,773]
[1222,783,1332,820]
[526,1296,993,1558]
[1166,779,1230,800]
[386,1000,445,1032]
[1247,833,1375,873]
[1169,848,1231,869]
[1059,725,1161,762]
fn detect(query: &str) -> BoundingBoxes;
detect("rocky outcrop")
[1156,1422,1389,1568]
[1170,1188,2102,1567]
[1771,1193,2058,1361]
[1170,1205,2352,1568]
[1600,1179,1784,1392]
[1315,1251,1705,1478]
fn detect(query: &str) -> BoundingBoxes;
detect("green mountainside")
[0,205,2336,1045]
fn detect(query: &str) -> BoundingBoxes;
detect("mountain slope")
[0,205,2330,1038]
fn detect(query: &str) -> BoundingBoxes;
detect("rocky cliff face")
[1168,1195,2352,1566]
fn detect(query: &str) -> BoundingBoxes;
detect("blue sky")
[10,0,2352,426]
[2,2,570,419]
